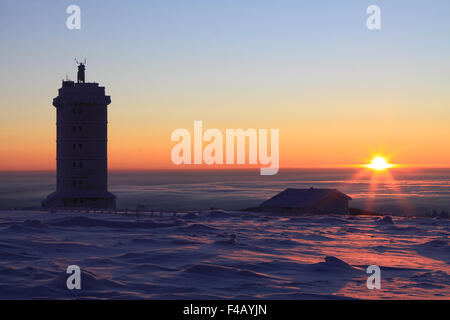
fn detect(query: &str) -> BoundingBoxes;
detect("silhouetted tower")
[42,62,116,209]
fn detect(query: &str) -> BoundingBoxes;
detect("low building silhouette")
[260,188,351,214]
[42,62,116,209]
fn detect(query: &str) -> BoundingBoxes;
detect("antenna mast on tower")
[75,58,86,83]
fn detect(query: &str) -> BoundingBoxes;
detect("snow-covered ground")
[0,210,449,299]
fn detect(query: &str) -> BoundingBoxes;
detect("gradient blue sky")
[0,0,449,169]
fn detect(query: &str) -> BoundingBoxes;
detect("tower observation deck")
[42,63,116,209]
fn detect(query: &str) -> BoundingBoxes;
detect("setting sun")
[366,156,393,171]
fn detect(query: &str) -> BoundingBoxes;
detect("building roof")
[260,188,352,208]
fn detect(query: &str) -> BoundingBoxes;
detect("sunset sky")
[0,0,449,170]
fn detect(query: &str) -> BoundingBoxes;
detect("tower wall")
[42,80,116,209]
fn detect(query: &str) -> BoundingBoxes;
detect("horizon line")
[1,164,450,173]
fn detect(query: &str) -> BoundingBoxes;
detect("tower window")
[73,144,76,149]
[78,144,82,149]
[78,126,82,132]
[79,161,83,168]
[73,162,76,168]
